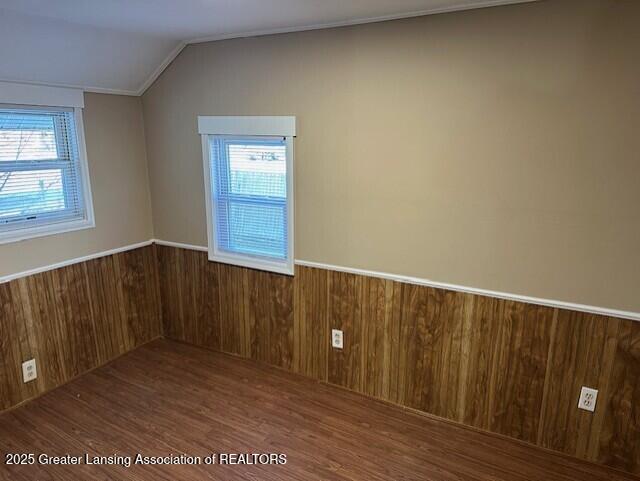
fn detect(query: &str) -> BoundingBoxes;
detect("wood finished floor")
[0,340,636,481]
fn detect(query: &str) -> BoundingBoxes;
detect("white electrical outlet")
[331,329,344,349]
[22,359,37,383]
[577,386,598,412]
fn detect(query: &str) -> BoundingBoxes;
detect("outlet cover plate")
[331,329,344,349]
[22,358,37,383]
[578,386,598,412]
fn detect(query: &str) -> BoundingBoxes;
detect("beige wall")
[142,0,640,312]
[0,93,154,277]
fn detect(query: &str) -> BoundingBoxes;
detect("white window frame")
[0,82,94,244]
[198,116,295,275]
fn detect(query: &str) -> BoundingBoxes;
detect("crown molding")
[138,0,538,95]
[187,0,538,45]
[2,1,538,97]
[0,77,139,97]
[135,41,186,96]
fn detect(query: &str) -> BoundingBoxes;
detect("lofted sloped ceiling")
[0,0,538,96]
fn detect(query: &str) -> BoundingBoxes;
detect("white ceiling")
[0,0,537,95]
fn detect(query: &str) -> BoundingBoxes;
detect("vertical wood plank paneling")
[183,247,206,347]
[126,245,640,475]
[9,279,44,400]
[217,262,247,357]
[268,273,294,370]
[114,247,162,347]
[22,271,69,390]
[293,265,328,381]
[327,271,363,391]
[537,311,620,458]
[395,284,431,412]
[392,285,469,422]
[245,269,294,369]
[434,287,460,419]
[488,301,554,443]
[128,244,165,336]
[201,256,222,351]
[52,263,99,380]
[0,283,23,410]
[246,269,271,364]
[0,284,12,410]
[388,281,404,405]
[596,319,640,473]
[430,289,468,422]
[361,277,392,400]
[463,295,502,430]
[156,246,221,351]
[455,293,475,422]
[156,245,181,340]
[582,316,619,462]
[84,255,127,363]
[0,246,162,412]
[143,245,164,341]
[5,243,639,475]
[90,252,124,356]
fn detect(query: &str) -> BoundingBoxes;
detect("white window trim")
[0,85,95,244]
[199,116,295,276]
[0,81,84,108]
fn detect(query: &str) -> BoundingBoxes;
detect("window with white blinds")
[0,105,94,243]
[200,116,295,275]
[206,135,293,274]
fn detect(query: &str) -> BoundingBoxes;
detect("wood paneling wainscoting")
[1,243,637,477]
[0,246,162,411]
[156,245,640,476]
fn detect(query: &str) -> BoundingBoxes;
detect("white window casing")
[0,82,94,244]
[199,116,295,275]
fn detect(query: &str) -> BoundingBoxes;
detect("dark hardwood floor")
[0,339,636,481]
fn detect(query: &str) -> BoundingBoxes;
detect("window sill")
[209,250,294,276]
[0,217,96,245]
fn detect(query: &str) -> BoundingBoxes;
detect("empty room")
[0,0,638,480]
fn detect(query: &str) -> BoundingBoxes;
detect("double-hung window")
[199,117,295,275]
[0,85,93,243]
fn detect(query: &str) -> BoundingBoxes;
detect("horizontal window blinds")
[0,107,87,231]
[209,136,288,261]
